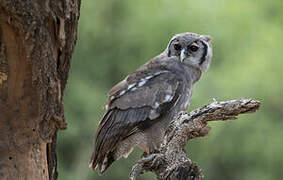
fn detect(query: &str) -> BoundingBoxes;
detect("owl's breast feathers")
[89,57,191,173]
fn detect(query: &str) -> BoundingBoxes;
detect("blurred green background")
[57,0,283,179]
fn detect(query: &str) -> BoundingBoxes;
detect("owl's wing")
[90,69,183,173]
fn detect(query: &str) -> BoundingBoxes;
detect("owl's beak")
[180,48,187,62]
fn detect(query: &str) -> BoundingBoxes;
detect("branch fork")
[129,99,260,180]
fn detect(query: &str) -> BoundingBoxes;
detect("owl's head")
[167,32,213,72]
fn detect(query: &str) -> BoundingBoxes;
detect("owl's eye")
[174,44,182,51]
[189,44,199,52]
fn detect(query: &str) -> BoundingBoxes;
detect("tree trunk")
[0,1,80,179]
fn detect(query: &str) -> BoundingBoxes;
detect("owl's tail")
[89,110,117,174]
[89,107,150,173]
[89,151,115,174]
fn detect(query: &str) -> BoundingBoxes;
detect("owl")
[89,32,213,173]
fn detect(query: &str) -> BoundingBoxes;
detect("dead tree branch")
[129,99,261,180]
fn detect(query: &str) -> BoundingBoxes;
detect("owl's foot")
[129,153,165,180]
[129,163,143,180]
[138,153,164,169]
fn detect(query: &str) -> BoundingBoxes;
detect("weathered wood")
[130,99,260,180]
[0,1,80,179]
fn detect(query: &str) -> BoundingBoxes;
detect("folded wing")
[89,70,182,173]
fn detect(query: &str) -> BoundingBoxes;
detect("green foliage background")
[57,0,283,179]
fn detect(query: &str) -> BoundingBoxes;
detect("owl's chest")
[160,86,192,131]
[180,86,193,111]
[168,81,193,115]
[172,67,197,112]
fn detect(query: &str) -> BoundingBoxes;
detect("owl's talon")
[138,153,164,169]
[138,154,157,164]
[151,154,164,168]
[129,164,144,180]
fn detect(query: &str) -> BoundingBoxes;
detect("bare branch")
[129,99,260,180]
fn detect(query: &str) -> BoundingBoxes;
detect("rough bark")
[0,1,80,179]
[129,99,261,180]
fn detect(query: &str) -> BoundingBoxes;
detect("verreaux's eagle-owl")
[89,32,213,173]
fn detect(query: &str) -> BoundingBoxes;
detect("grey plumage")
[89,32,213,173]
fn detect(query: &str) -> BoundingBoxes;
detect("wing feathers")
[90,70,183,173]
[89,107,151,173]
